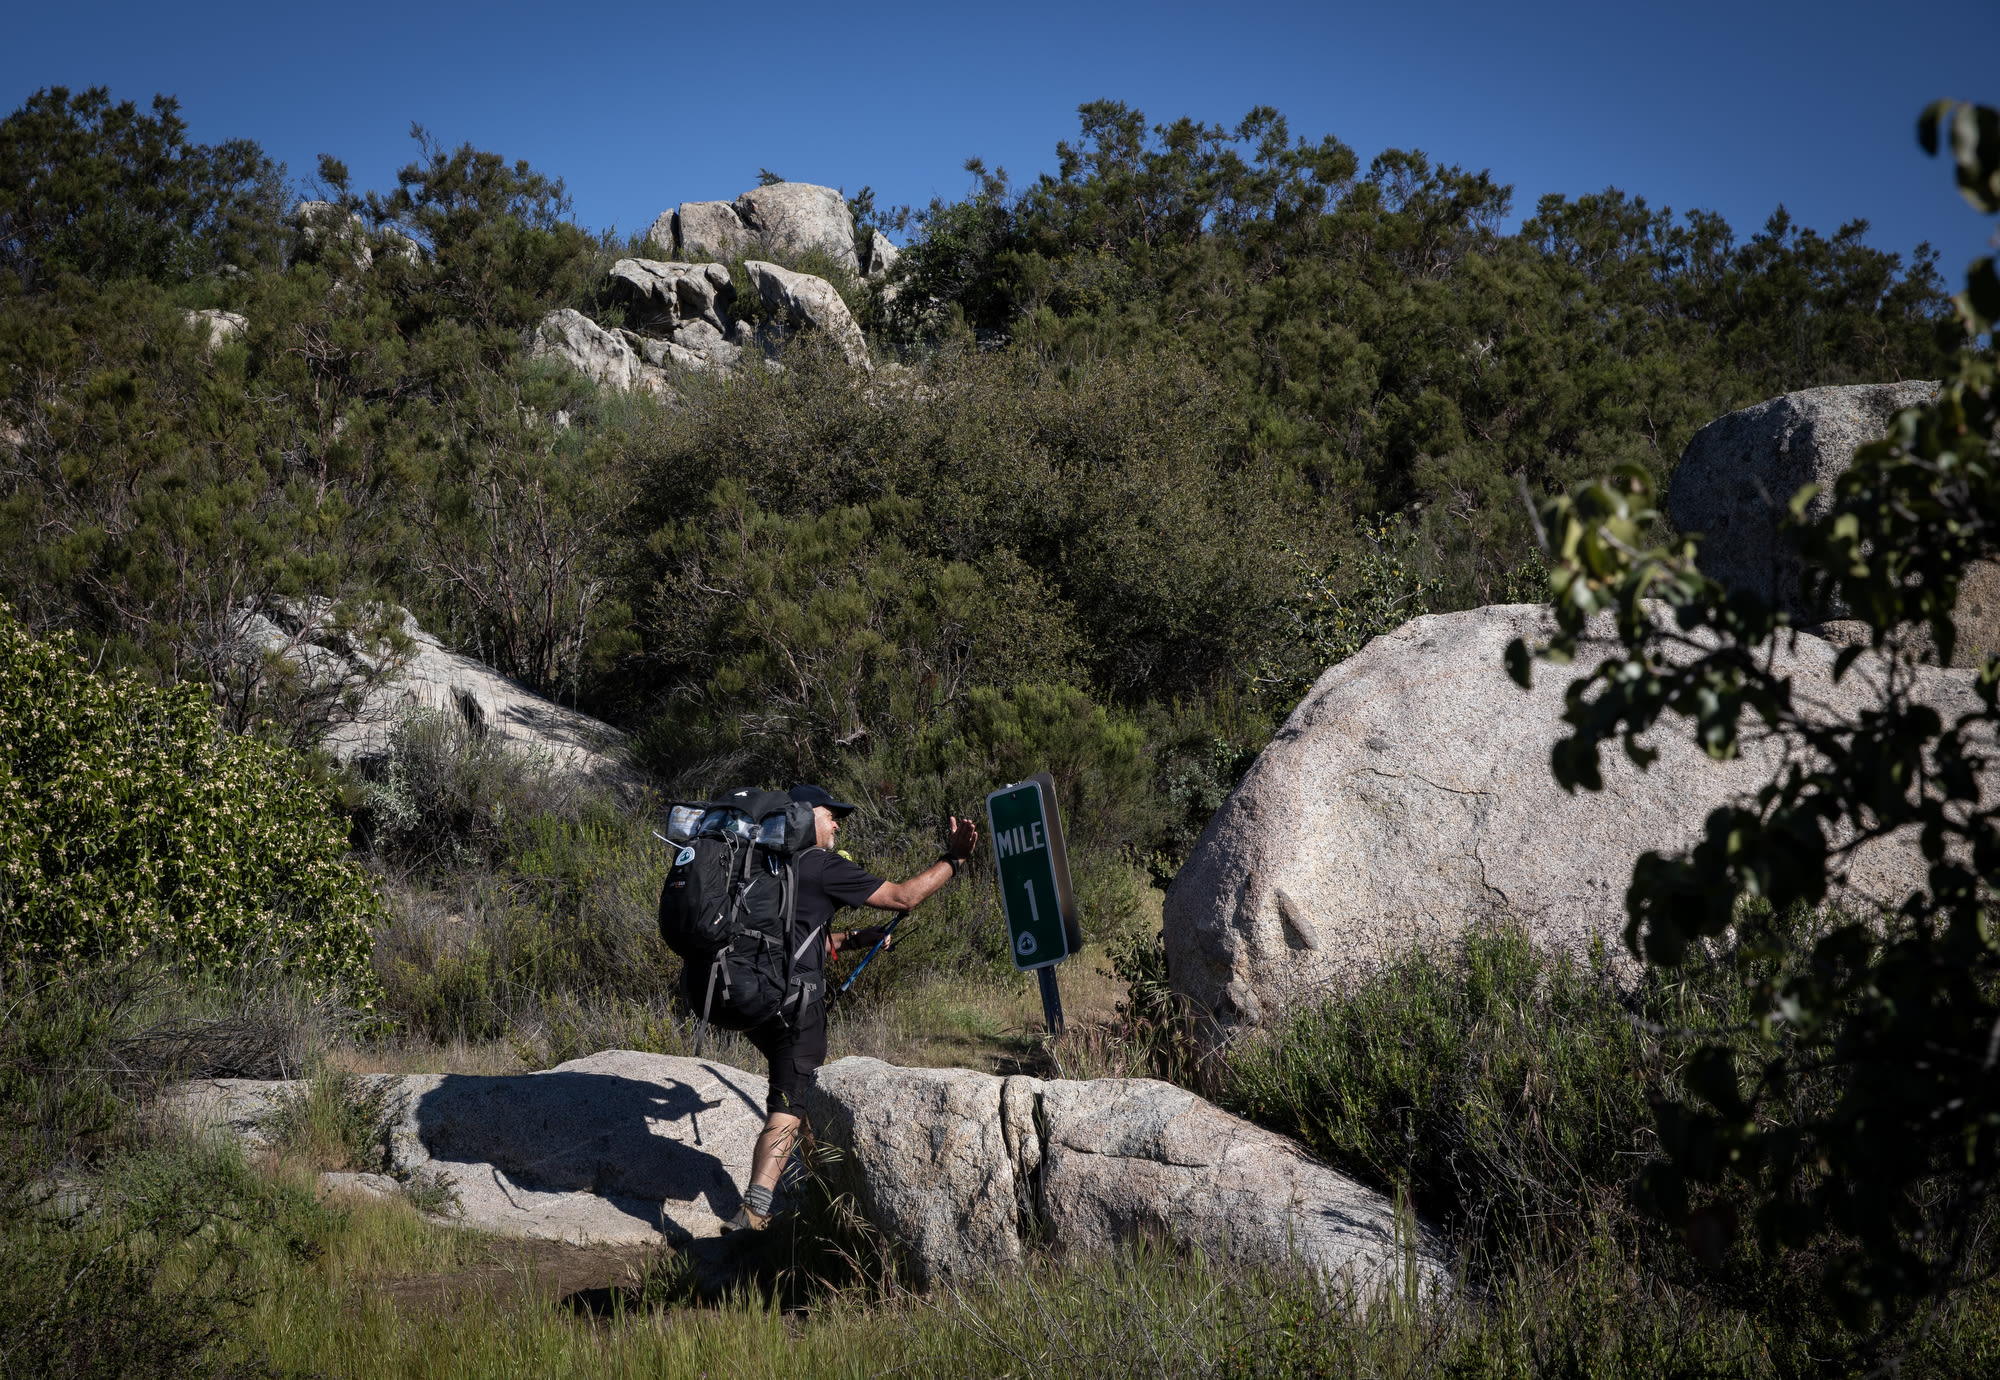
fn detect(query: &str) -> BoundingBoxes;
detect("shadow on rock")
[391,1052,770,1245]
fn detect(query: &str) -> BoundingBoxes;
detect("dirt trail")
[370,1238,659,1314]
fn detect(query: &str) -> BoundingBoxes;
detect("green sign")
[986,772,1082,971]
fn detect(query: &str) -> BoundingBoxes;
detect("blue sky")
[7,0,1996,279]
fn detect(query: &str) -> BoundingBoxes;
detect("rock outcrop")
[1669,383,1936,611]
[604,260,747,372]
[533,229,871,389]
[1163,605,1978,1027]
[378,226,422,266]
[530,307,636,390]
[291,199,372,272]
[289,200,421,274]
[528,308,670,396]
[170,1049,1442,1297]
[658,184,860,276]
[167,1051,769,1245]
[607,258,735,334]
[809,1062,1024,1281]
[745,261,870,369]
[532,179,886,389]
[863,229,900,280]
[657,319,744,371]
[1662,382,2000,663]
[184,308,246,352]
[233,598,632,788]
[644,209,678,255]
[673,200,755,262]
[809,1057,1445,1294]
[732,183,858,275]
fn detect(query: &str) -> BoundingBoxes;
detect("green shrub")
[0,85,288,290]
[892,102,1952,602]
[1260,514,1445,706]
[0,964,342,1379]
[1138,691,1270,883]
[1222,923,1757,1257]
[379,940,509,1044]
[636,479,1084,789]
[0,1214,257,1380]
[364,725,677,1040]
[0,1134,337,1379]
[1203,920,2000,1366]
[0,107,626,717]
[265,1069,395,1174]
[362,708,582,871]
[950,683,1153,849]
[623,343,1295,710]
[0,606,383,992]
[0,965,147,1194]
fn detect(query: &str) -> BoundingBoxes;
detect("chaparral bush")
[0,604,382,993]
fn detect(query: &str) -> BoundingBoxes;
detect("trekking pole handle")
[836,913,906,996]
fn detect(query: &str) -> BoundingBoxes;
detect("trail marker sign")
[985,771,1082,972]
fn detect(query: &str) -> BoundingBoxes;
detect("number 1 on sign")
[1016,882,1042,957]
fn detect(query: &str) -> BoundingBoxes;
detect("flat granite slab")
[165,1050,769,1245]
[170,1048,1448,1304]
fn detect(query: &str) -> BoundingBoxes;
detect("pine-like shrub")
[0,606,382,993]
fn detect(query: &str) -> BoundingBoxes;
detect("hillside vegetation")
[0,89,1951,794]
[0,84,1987,1376]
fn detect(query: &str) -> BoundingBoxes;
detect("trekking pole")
[834,912,906,1001]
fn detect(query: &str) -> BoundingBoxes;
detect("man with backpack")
[656,781,977,1233]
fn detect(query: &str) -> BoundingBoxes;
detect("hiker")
[715,784,977,1232]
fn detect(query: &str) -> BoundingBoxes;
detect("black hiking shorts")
[744,992,826,1120]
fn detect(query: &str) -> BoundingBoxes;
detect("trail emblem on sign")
[986,773,1083,972]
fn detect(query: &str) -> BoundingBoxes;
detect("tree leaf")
[1919,100,1951,157]
[1965,256,2000,328]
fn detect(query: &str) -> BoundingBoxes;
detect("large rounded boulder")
[1162,605,1969,1028]
[1659,381,2000,664]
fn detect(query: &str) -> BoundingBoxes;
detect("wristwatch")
[938,854,965,878]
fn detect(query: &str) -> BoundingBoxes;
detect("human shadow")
[410,1069,761,1240]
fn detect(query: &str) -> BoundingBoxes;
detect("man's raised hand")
[946,815,979,860]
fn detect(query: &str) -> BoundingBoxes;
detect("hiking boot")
[721,1203,768,1233]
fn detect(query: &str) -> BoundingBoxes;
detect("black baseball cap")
[789,784,857,817]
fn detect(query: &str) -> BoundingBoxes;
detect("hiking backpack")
[657,787,822,1046]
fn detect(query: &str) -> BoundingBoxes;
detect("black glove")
[845,926,895,953]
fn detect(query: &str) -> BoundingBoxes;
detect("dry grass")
[235,1181,1455,1380]
[325,944,1134,1081]
[330,1036,529,1077]
[19,938,2000,1378]
[829,944,1127,1072]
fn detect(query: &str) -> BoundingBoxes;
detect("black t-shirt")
[790,847,885,976]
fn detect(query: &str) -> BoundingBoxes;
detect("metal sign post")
[985,771,1083,1036]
